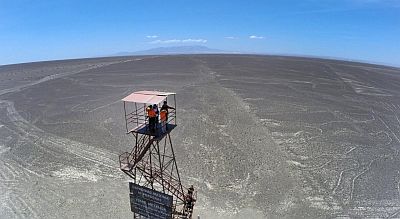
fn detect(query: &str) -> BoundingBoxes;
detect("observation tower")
[119,91,196,219]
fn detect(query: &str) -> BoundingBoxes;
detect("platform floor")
[129,123,177,138]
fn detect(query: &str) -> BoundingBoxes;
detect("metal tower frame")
[119,91,195,219]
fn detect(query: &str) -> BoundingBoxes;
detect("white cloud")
[182,39,207,43]
[149,38,207,44]
[225,36,237,39]
[249,35,264,39]
[146,35,159,39]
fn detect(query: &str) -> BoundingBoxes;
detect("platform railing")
[126,110,177,134]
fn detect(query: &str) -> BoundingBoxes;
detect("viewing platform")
[127,123,177,138]
[121,90,177,137]
[119,90,178,171]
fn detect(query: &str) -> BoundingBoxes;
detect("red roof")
[122,91,175,104]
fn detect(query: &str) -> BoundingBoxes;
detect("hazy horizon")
[1,47,399,69]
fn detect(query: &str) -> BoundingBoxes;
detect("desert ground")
[1,55,400,218]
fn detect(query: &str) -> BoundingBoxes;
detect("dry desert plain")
[1,55,400,218]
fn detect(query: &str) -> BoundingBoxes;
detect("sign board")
[129,182,173,219]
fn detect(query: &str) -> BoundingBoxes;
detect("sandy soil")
[1,55,400,218]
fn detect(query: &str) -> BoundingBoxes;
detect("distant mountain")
[113,46,236,56]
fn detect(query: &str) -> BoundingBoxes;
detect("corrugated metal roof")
[122,91,174,104]
[135,90,176,96]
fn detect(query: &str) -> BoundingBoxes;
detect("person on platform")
[153,104,159,129]
[160,101,175,129]
[146,105,156,132]
[160,109,167,133]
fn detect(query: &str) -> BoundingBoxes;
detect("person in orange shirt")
[160,101,175,130]
[146,105,157,133]
[160,109,168,133]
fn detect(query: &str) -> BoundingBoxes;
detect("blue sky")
[0,0,399,66]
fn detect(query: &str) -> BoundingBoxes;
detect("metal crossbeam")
[119,133,191,218]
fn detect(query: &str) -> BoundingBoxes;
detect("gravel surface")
[1,55,400,218]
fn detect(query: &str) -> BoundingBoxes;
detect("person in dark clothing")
[185,185,195,213]
[153,104,159,130]
[160,101,175,129]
